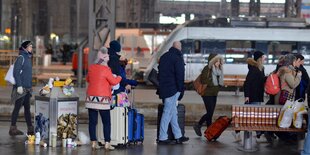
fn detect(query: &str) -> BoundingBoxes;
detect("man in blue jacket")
[157,41,189,144]
[9,41,34,136]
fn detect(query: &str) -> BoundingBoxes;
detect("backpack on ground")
[265,73,280,95]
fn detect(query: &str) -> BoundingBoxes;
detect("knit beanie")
[21,40,32,49]
[253,51,264,61]
[109,40,121,53]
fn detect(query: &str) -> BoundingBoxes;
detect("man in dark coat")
[157,41,188,144]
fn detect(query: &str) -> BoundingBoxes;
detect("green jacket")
[200,54,223,96]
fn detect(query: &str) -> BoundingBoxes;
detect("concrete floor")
[0,122,301,155]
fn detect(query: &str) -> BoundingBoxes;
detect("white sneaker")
[232,132,241,142]
[105,142,115,150]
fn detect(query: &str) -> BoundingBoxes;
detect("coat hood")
[208,54,224,69]
[246,58,263,71]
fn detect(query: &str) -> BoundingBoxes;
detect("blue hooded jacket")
[13,47,32,88]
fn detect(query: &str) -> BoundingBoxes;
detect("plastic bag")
[277,99,294,127]
[279,106,294,128]
[292,98,307,128]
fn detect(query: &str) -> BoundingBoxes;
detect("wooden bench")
[224,75,246,95]
[232,104,306,152]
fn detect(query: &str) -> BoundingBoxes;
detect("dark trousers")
[11,93,32,127]
[198,96,217,127]
[88,109,111,142]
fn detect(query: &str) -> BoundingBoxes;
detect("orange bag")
[265,73,280,95]
[204,116,231,141]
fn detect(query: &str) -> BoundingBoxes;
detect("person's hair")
[283,54,296,66]
[295,54,304,61]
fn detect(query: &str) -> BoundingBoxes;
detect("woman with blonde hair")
[85,47,122,150]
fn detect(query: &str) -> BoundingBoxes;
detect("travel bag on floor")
[128,89,144,143]
[204,116,231,141]
[157,104,185,140]
[97,107,129,146]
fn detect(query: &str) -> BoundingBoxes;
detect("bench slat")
[232,105,306,132]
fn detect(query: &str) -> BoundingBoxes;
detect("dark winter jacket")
[295,65,309,100]
[201,54,224,96]
[108,48,122,94]
[158,47,185,99]
[243,58,265,102]
[119,66,138,92]
[13,48,33,89]
[108,48,121,76]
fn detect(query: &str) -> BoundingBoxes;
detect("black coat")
[243,58,265,103]
[108,48,124,94]
[158,47,185,99]
[296,65,309,100]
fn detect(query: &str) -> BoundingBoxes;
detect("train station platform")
[0,86,304,154]
[0,121,302,155]
[0,85,260,124]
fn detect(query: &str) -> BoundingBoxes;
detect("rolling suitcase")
[128,89,144,143]
[97,107,129,146]
[157,104,185,140]
[204,116,231,141]
[134,113,144,142]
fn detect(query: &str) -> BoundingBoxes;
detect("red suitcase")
[204,116,231,141]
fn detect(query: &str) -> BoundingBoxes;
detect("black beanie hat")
[109,40,121,53]
[21,40,32,49]
[254,51,264,61]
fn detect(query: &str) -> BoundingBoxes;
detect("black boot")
[27,126,35,135]
[9,126,24,136]
[193,124,202,136]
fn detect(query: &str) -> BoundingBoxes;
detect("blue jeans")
[301,111,310,155]
[159,92,182,141]
[88,109,111,142]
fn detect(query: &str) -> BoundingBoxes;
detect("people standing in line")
[193,53,224,137]
[9,41,35,136]
[85,47,122,150]
[157,41,189,144]
[294,54,309,102]
[108,40,123,95]
[278,54,301,105]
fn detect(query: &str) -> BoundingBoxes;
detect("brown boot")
[9,126,24,136]
[27,126,34,135]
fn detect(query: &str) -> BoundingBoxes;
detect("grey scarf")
[212,65,224,86]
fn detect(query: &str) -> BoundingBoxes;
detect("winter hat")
[109,40,121,53]
[253,51,264,61]
[21,40,32,49]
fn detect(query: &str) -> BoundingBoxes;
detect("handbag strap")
[14,55,25,66]
[200,67,211,83]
